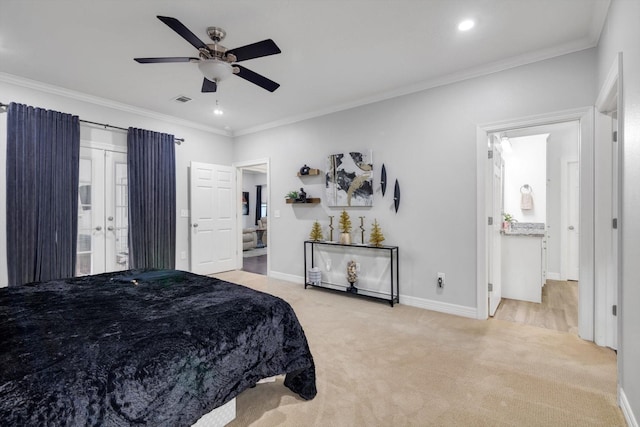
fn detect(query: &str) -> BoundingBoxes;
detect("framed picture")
[325,150,374,206]
[242,192,249,215]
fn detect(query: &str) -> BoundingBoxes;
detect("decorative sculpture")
[309,220,323,241]
[369,219,385,247]
[346,260,358,294]
[298,188,307,202]
[339,210,352,244]
[393,179,400,213]
[381,164,387,196]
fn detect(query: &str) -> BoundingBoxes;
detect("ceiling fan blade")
[227,39,281,62]
[157,15,209,51]
[234,65,280,92]
[134,57,198,63]
[201,78,217,93]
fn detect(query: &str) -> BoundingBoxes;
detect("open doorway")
[477,107,600,342]
[236,160,269,276]
[489,122,580,334]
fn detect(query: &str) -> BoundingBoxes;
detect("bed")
[0,269,316,426]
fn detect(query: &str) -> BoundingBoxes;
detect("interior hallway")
[493,280,578,334]
[242,247,267,275]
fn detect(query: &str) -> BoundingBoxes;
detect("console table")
[303,240,399,306]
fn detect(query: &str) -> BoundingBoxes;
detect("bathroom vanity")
[501,223,546,303]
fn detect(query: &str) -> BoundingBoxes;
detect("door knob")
[107,216,114,221]
[193,223,198,228]
[107,226,114,231]
[568,225,575,230]
[95,226,102,231]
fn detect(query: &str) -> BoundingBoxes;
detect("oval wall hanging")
[381,164,387,196]
[393,179,400,213]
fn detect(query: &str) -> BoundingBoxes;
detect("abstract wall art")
[325,150,373,207]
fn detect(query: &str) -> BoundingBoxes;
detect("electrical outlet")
[437,272,445,288]
[180,251,187,260]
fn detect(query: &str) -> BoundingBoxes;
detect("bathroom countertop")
[502,222,545,237]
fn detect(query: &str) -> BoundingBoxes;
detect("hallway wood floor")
[493,280,578,334]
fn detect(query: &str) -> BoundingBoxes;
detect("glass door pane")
[76,156,94,276]
[107,154,129,271]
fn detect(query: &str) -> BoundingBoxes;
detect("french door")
[76,146,129,275]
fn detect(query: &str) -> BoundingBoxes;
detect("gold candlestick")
[328,216,334,242]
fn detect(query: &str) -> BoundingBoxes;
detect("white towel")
[521,192,534,210]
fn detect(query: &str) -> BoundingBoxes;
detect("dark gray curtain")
[127,128,176,269]
[6,102,80,286]
[255,185,262,225]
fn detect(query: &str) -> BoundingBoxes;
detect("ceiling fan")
[134,16,281,93]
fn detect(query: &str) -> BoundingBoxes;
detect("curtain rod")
[0,102,183,145]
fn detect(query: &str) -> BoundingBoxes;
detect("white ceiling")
[0,0,610,136]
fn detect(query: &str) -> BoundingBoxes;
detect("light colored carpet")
[214,271,625,427]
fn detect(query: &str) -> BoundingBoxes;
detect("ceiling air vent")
[173,95,192,103]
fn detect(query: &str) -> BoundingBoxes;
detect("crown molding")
[0,72,231,137]
[234,41,596,137]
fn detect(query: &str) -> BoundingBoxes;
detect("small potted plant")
[285,190,299,201]
[502,213,516,231]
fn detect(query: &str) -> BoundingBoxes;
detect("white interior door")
[77,147,128,275]
[190,162,237,275]
[567,161,580,280]
[488,139,503,316]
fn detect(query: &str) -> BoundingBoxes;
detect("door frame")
[595,53,622,353]
[476,107,595,341]
[233,158,270,274]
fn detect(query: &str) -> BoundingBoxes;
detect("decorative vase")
[300,164,310,175]
[339,233,351,244]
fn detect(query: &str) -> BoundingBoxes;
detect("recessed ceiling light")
[458,19,475,32]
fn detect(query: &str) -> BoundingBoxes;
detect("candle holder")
[328,216,334,242]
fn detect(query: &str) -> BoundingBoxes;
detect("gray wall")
[234,48,597,312]
[597,0,640,421]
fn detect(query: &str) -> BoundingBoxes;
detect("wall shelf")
[297,168,321,177]
[303,240,399,306]
[286,198,321,204]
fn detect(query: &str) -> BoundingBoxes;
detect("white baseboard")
[269,271,301,283]
[270,271,477,319]
[620,387,638,427]
[400,295,478,319]
[546,272,561,281]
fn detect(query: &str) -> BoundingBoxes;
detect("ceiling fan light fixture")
[198,59,233,82]
[213,100,224,116]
